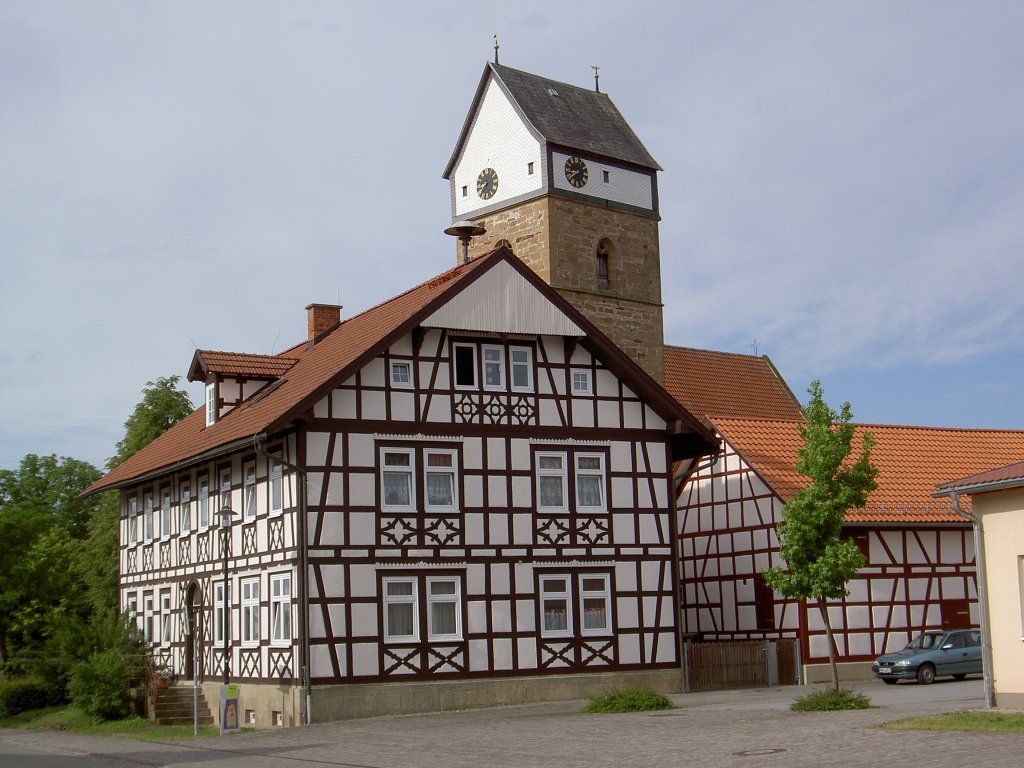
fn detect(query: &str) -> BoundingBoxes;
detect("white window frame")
[423,448,458,512]
[159,489,171,539]
[143,591,155,644]
[241,577,260,647]
[270,573,292,645]
[269,458,283,516]
[143,492,154,543]
[160,589,172,644]
[575,453,607,512]
[214,581,232,645]
[381,448,416,512]
[390,360,413,388]
[219,469,232,514]
[125,592,138,625]
[536,452,568,512]
[539,575,572,638]
[243,462,256,522]
[579,574,612,636]
[426,576,462,641]
[509,346,533,392]
[571,369,592,396]
[127,496,138,546]
[452,343,477,389]
[205,382,217,427]
[179,482,191,536]
[482,344,505,391]
[383,576,419,642]
[198,478,210,529]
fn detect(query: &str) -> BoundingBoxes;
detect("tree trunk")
[816,600,840,691]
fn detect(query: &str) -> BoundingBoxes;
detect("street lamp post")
[218,506,236,685]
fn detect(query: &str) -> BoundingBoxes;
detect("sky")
[2,1,1022,472]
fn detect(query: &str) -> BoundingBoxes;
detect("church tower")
[443,63,665,383]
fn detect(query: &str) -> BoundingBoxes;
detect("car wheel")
[881,678,899,685]
[917,664,936,685]
[952,674,967,681]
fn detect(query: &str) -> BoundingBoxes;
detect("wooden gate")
[683,640,800,692]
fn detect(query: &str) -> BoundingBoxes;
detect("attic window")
[461,185,468,197]
[547,87,559,97]
[527,162,534,175]
[602,170,610,183]
[205,382,217,427]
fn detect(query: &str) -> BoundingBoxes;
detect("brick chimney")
[306,303,342,342]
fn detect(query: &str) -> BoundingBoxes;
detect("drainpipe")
[254,435,312,725]
[949,490,995,709]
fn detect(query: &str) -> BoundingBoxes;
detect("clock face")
[476,167,499,200]
[564,156,588,188]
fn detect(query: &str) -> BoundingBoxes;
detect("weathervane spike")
[494,35,500,64]
[592,65,600,92]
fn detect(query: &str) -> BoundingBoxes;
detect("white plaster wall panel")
[595,398,618,428]
[318,564,346,597]
[345,565,375,598]
[735,554,753,575]
[347,512,374,545]
[717,557,732,576]
[453,78,543,218]
[538,399,560,426]
[463,512,484,545]
[645,444,666,475]
[618,636,641,665]
[348,434,374,468]
[351,643,377,676]
[331,389,357,419]
[681,537,694,558]
[360,358,385,387]
[732,530,753,553]
[621,400,643,429]
[610,441,632,472]
[467,600,487,634]
[570,399,595,428]
[487,513,509,545]
[491,599,512,632]
[652,478,666,510]
[327,604,347,637]
[845,579,868,602]
[390,392,415,421]
[349,603,376,638]
[543,337,565,365]
[464,475,484,508]
[516,600,537,634]
[870,578,895,601]
[644,406,666,432]
[512,513,532,544]
[486,475,508,507]
[311,645,332,677]
[941,577,966,599]
[461,438,483,470]
[326,473,345,506]
[486,438,507,469]
[313,398,329,418]
[638,515,660,545]
[493,639,516,670]
[517,638,537,668]
[319,512,343,546]
[388,336,412,356]
[845,604,870,630]
[939,531,964,562]
[307,433,330,466]
[713,505,727,531]
[241,380,264,400]
[550,150,654,209]
[906,536,928,564]
[611,477,634,510]
[511,475,532,509]
[347,473,374,508]
[909,578,930,601]
[361,390,385,420]
[469,639,489,672]
[595,369,618,397]
[635,478,652,509]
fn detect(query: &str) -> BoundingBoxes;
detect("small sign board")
[220,684,241,733]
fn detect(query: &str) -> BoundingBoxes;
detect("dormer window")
[205,382,217,426]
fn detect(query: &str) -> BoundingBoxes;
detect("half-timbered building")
[677,418,1024,682]
[85,247,716,724]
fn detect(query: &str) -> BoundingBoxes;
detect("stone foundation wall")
[311,668,682,722]
[201,681,304,729]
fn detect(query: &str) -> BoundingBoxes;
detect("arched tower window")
[596,239,613,290]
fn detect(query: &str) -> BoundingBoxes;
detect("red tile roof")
[937,460,1024,493]
[189,351,297,380]
[711,418,1024,524]
[86,248,714,495]
[664,346,802,424]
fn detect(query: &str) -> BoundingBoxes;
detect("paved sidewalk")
[2,679,1020,768]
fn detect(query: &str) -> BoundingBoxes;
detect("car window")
[908,632,944,650]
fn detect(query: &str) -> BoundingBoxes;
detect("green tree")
[0,455,101,663]
[763,381,878,691]
[109,375,194,470]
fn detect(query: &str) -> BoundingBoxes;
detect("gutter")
[934,488,995,709]
[253,435,312,726]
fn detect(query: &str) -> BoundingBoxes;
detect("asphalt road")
[2,678,1018,768]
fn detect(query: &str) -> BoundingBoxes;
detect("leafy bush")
[582,685,674,713]
[791,687,872,712]
[68,648,144,722]
[0,680,50,718]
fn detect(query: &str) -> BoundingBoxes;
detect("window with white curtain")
[427,577,461,640]
[539,573,613,638]
[381,449,415,510]
[537,453,568,511]
[579,574,611,635]
[575,454,606,511]
[540,576,571,637]
[383,577,418,641]
[424,450,457,510]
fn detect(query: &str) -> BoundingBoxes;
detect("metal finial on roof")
[592,65,600,92]
[494,35,499,64]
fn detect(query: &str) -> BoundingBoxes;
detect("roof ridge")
[664,344,766,361]
[200,349,298,360]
